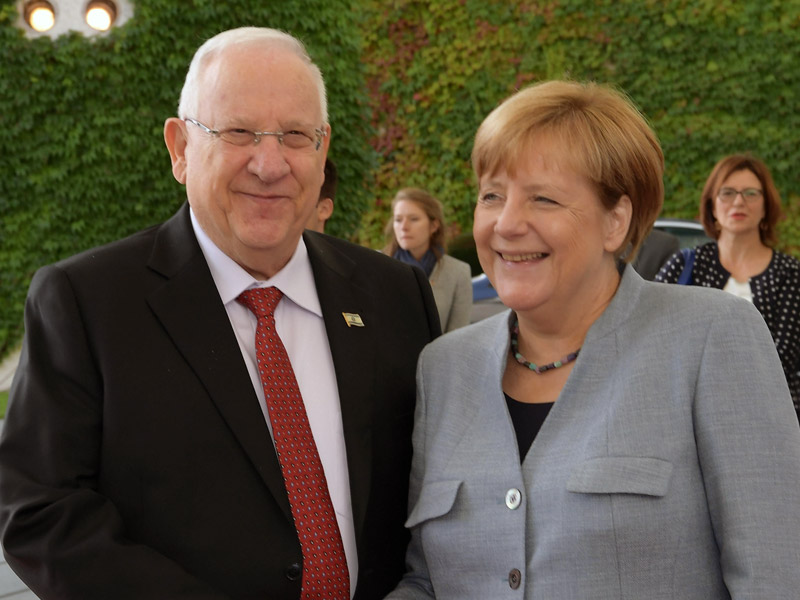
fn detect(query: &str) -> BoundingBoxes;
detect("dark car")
[456,218,712,323]
[650,218,710,250]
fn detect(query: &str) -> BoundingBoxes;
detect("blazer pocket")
[566,456,673,497]
[405,479,463,528]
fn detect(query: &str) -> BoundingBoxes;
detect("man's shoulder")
[48,223,158,273]
[36,210,189,293]
[49,206,188,276]
[26,218,172,307]
[304,230,416,274]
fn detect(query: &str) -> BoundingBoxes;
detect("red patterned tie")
[237,287,350,600]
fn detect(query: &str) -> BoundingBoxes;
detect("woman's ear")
[164,118,189,184]
[604,195,633,254]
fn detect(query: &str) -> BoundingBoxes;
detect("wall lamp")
[17,0,132,38]
[24,1,56,32]
[85,1,116,31]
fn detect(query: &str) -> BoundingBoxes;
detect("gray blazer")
[428,255,472,333]
[387,266,800,599]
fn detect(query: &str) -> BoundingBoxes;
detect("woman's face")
[473,143,630,317]
[393,200,438,259]
[712,169,765,238]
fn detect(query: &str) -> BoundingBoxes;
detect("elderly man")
[0,28,440,600]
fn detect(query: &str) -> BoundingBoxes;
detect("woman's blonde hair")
[471,80,664,260]
[383,188,446,259]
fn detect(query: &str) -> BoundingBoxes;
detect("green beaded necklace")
[510,318,580,374]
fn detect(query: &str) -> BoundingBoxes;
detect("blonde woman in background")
[385,188,472,332]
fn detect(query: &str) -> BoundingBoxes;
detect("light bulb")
[85,2,117,31]
[86,6,112,31]
[25,1,55,32]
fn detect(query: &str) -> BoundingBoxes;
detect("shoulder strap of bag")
[677,248,696,285]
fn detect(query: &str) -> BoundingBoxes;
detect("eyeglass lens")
[186,119,322,151]
[218,129,317,149]
[718,188,762,202]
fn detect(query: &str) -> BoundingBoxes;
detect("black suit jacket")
[0,204,440,599]
[632,229,680,281]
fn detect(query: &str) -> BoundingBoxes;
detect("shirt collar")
[190,207,322,317]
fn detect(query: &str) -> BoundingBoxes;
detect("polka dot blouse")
[656,241,800,413]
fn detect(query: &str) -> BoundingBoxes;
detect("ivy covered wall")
[2,0,800,357]
[358,0,800,252]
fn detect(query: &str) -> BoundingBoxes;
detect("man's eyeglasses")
[717,187,763,204]
[184,118,326,151]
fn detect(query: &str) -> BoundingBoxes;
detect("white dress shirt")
[190,210,357,596]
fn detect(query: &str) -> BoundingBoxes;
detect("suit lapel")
[145,205,292,520]
[141,213,384,529]
[305,232,378,540]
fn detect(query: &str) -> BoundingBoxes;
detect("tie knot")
[237,287,284,318]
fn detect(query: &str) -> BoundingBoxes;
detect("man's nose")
[248,136,291,181]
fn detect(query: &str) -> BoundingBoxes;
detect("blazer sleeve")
[653,249,684,283]
[0,265,232,600]
[384,344,436,600]
[443,259,473,333]
[694,298,800,597]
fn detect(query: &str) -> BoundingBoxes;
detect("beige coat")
[429,254,472,333]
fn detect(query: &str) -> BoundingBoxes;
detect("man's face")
[166,45,329,279]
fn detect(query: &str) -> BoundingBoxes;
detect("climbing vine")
[359,0,800,254]
[2,0,800,357]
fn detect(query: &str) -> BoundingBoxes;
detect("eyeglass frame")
[183,117,327,151]
[716,187,764,204]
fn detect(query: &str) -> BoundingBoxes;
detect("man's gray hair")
[177,27,328,124]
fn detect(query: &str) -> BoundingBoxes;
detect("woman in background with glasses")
[656,154,800,421]
[384,188,473,332]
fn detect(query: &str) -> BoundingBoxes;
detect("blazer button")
[284,563,302,581]
[508,568,522,589]
[505,488,521,510]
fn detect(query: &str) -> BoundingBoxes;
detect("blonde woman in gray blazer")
[385,188,472,332]
[387,81,800,599]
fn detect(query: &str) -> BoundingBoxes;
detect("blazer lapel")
[304,232,378,540]
[145,205,292,520]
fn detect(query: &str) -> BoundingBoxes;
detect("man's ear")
[164,118,188,184]
[604,194,633,254]
[317,197,334,222]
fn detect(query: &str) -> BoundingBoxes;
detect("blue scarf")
[393,248,439,277]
